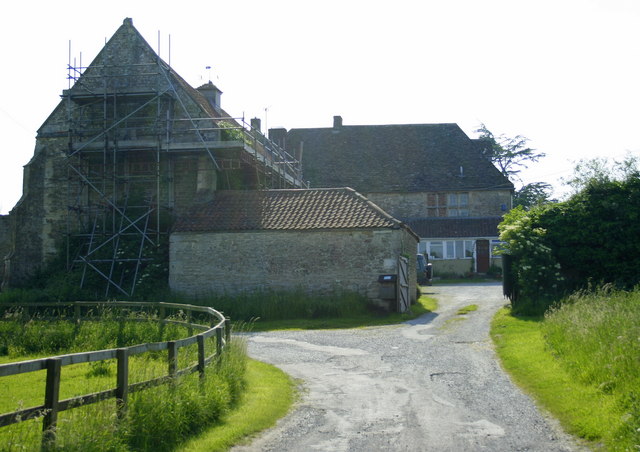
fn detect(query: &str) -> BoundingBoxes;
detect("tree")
[513,182,555,210]
[500,174,640,315]
[562,154,640,194]
[475,123,546,182]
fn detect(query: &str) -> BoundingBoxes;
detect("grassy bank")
[176,359,296,451]
[491,288,640,451]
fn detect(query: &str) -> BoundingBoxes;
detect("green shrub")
[499,177,640,315]
[499,206,565,314]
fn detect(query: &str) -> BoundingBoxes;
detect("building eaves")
[174,187,416,236]
[406,216,503,239]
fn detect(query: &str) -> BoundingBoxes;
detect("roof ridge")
[174,187,417,233]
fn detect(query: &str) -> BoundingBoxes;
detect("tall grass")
[0,311,188,358]
[0,314,249,451]
[543,287,640,450]
[175,289,375,322]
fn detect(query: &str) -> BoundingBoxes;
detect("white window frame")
[425,239,476,260]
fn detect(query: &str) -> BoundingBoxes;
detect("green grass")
[491,299,638,451]
[176,359,296,451]
[0,316,248,452]
[247,293,437,331]
[456,304,478,315]
[0,291,436,450]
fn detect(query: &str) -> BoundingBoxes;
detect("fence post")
[42,358,62,450]
[187,309,193,337]
[224,318,231,345]
[116,348,129,419]
[168,341,178,378]
[215,328,223,357]
[197,335,206,382]
[74,304,81,324]
[159,306,166,339]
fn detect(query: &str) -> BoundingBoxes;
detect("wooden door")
[476,240,490,273]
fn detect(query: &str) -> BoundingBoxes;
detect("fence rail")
[0,301,229,448]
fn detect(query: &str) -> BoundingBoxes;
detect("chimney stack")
[197,82,222,111]
[269,128,287,148]
[333,115,343,128]
[250,117,261,133]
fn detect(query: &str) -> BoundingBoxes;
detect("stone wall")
[2,135,70,287]
[0,215,11,287]
[169,228,417,305]
[365,189,512,220]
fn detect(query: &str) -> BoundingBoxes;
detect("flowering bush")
[500,176,640,314]
[499,206,564,313]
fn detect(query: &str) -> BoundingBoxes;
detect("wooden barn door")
[397,256,410,313]
[476,240,490,273]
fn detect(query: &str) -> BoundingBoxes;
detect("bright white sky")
[1,0,639,213]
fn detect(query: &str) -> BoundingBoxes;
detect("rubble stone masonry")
[169,228,417,305]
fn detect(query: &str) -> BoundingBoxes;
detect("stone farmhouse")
[0,17,512,304]
[270,119,513,276]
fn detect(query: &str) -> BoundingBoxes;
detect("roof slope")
[284,123,513,193]
[174,188,409,233]
[406,216,503,238]
[40,18,236,134]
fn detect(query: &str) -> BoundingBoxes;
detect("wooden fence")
[0,301,230,448]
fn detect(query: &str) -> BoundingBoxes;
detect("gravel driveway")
[233,282,586,452]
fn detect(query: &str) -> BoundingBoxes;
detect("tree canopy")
[476,123,552,209]
[562,154,640,194]
[500,173,640,314]
[513,182,555,209]
[475,123,546,183]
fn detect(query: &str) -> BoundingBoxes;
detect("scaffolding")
[64,48,305,297]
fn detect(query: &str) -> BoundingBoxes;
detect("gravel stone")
[232,282,589,452]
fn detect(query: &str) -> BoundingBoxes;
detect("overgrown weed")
[543,287,640,450]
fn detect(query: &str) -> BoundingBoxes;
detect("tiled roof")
[406,216,503,239]
[174,188,411,233]
[282,123,513,193]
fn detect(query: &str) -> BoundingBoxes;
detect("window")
[427,193,447,217]
[446,193,470,217]
[427,240,475,259]
[464,240,474,258]
[429,241,443,259]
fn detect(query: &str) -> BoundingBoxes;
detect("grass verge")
[490,307,620,450]
[176,359,296,451]
[456,304,478,315]
[248,293,437,331]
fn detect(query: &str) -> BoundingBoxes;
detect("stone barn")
[1,18,303,295]
[169,188,418,308]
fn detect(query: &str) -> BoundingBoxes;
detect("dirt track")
[233,283,586,452]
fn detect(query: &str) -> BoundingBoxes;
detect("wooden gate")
[397,256,410,313]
